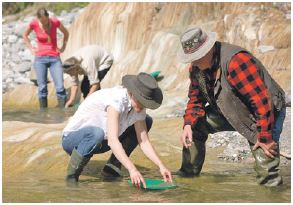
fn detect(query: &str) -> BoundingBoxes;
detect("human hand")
[59,46,65,53]
[129,168,146,189]
[159,165,173,182]
[65,100,74,108]
[180,125,193,148]
[253,139,278,158]
[30,47,37,55]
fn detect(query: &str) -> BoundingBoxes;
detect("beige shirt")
[70,45,113,86]
[62,86,146,139]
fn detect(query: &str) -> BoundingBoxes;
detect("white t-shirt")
[70,45,114,86]
[62,86,146,139]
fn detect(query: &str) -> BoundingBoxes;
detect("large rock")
[2,2,291,109]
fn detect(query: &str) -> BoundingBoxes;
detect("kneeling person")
[62,72,172,187]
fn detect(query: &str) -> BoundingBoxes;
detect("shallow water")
[2,109,291,203]
[3,164,291,203]
[2,107,76,124]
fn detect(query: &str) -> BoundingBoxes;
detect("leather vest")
[194,42,285,143]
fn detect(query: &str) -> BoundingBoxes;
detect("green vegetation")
[46,2,89,15]
[2,2,33,16]
[2,2,89,16]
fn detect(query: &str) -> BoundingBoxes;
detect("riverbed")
[2,109,291,202]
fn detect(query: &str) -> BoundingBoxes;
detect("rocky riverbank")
[2,7,84,93]
[208,108,291,165]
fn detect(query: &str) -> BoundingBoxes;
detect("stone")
[60,10,68,17]
[285,94,291,107]
[14,76,32,84]
[14,62,32,73]
[14,23,27,37]
[7,35,18,43]
[257,45,275,53]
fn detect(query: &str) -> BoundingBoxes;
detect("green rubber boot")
[176,139,206,177]
[66,149,90,184]
[250,143,282,187]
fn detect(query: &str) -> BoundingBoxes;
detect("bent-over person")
[62,72,172,187]
[62,45,113,108]
[176,27,286,187]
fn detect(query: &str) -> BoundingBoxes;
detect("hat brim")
[122,75,163,110]
[177,32,217,63]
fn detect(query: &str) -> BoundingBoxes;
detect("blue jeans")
[34,56,66,99]
[62,115,153,158]
[62,126,105,158]
[272,107,286,142]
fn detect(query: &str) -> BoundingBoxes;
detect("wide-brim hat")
[62,56,81,72]
[177,27,217,63]
[122,72,163,110]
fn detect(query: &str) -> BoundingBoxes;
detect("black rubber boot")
[101,115,153,178]
[101,134,138,178]
[39,97,48,110]
[57,98,66,108]
[176,139,206,177]
[66,149,91,184]
[250,143,282,187]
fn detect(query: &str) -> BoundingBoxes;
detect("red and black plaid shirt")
[184,52,274,141]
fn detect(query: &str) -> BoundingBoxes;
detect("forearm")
[23,35,33,51]
[59,24,69,51]
[62,32,68,46]
[108,139,137,171]
[107,106,137,172]
[88,83,100,96]
[140,139,164,168]
[69,85,78,101]
[135,121,164,168]
[60,35,68,51]
[183,80,205,127]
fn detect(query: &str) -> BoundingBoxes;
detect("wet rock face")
[2,2,291,111]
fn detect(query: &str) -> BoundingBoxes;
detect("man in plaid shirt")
[176,27,286,187]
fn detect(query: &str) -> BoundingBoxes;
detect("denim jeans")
[62,115,153,158]
[272,107,286,142]
[62,126,105,158]
[34,56,66,99]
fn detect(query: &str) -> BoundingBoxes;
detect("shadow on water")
[2,107,76,124]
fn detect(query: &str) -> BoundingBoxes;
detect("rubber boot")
[176,139,206,177]
[66,149,91,184]
[57,98,66,108]
[39,97,48,110]
[101,134,138,178]
[250,143,282,187]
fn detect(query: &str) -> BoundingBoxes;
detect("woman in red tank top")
[23,8,69,109]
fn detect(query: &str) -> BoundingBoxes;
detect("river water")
[2,108,291,202]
